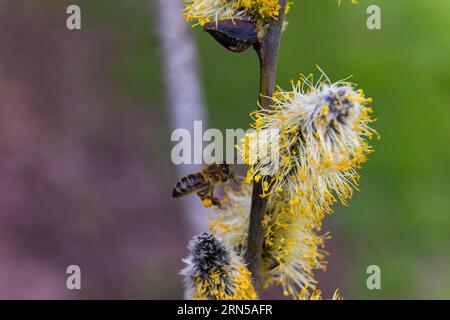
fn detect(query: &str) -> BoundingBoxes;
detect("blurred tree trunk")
[153,0,209,234]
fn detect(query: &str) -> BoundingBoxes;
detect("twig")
[245,0,288,289]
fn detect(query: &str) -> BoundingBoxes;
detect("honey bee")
[172,163,238,209]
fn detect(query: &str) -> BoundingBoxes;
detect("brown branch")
[245,0,288,289]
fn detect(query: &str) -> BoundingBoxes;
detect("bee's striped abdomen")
[173,173,207,198]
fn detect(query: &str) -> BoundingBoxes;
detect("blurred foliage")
[85,0,450,298]
[79,0,164,103]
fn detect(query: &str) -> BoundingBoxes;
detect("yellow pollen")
[202,199,213,208]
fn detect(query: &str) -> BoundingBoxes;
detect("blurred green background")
[8,0,447,299]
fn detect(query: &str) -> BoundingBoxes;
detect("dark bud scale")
[203,20,258,53]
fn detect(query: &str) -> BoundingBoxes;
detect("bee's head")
[219,163,238,184]
[221,163,230,175]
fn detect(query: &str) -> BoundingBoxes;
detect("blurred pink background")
[0,1,191,299]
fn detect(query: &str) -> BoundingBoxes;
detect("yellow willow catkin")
[183,0,354,27]
[240,71,378,225]
[209,184,328,298]
[183,0,288,26]
[300,288,344,300]
[181,233,258,300]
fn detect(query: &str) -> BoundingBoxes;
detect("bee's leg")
[196,187,208,198]
[208,186,223,209]
[197,186,214,208]
[212,197,223,210]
